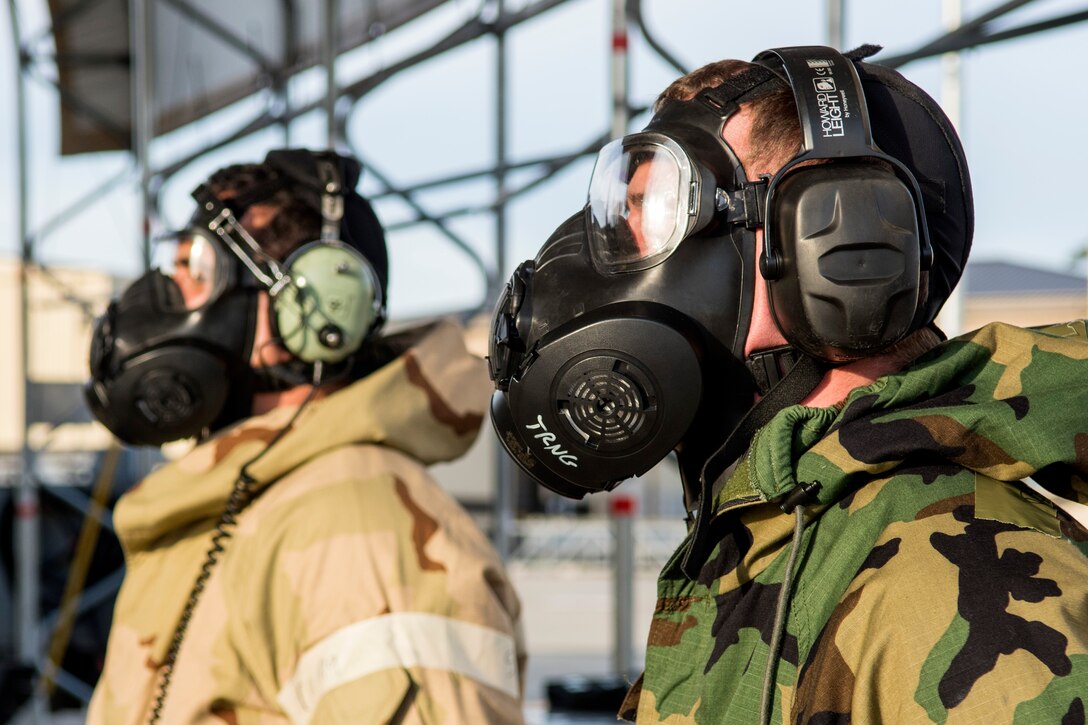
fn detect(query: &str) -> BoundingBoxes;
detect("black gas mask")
[86,231,260,446]
[489,90,767,500]
[86,150,385,446]
[490,45,936,501]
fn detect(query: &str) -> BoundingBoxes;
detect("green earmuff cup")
[272,241,380,364]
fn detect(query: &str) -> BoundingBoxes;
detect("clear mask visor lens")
[587,137,694,272]
[151,231,222,310]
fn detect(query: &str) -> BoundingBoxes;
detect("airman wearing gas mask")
[491,45,1088,724]
[88,149,525,724]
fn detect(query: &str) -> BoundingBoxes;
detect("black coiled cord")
[146,472,254,724]
[147,387,318,724]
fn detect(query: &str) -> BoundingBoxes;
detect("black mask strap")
[680,354,826,579]
[746,345,801,395]
[698,64,788,112]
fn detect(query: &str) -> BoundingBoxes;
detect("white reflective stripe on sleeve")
[276,612,520,724]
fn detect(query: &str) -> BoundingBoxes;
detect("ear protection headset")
[272,153,384,366]
[193,152,384,374]
[753,46,933,362]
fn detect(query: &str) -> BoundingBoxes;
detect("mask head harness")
[85,149,386,446]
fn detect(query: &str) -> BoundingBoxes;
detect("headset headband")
[314,155,344,242]
[754,45,933,273]
[754,47,874,158]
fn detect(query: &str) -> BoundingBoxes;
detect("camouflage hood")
[736,320,1088,515]
[114,319,489,555]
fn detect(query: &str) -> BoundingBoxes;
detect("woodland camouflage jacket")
[625,321,1088,724]
[88,320,525,725]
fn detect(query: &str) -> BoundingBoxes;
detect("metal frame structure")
[6,0,1088,713]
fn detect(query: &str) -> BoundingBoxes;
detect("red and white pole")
[610,0,629,141]
[610,491,637,678]
[609,0,635,679]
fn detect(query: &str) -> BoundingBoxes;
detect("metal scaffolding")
[5,0,1088,713]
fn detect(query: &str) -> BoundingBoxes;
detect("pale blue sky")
[3,0,1087,319]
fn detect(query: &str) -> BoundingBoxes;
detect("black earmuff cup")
[766,163,922,361]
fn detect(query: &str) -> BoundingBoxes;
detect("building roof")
[965,261,1086,295]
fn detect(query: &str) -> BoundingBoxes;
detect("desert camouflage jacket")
[625,321,1088,724]
[88,320,525,725]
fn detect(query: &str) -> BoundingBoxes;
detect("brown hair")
[205,163,321,261]
[655,59,802,174]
